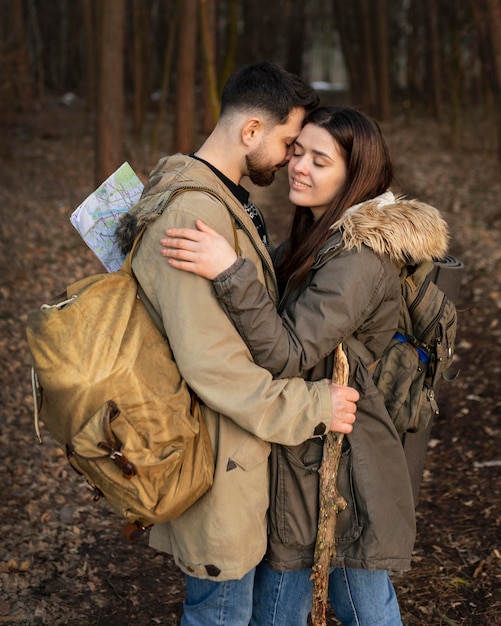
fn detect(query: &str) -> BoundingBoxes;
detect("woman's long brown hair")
[275,106,394,291]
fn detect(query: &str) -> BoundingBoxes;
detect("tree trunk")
[427,0,443,121]
[485,0,501,161]
[199,0,220,132]
[1,0,34,115]
[360,0,377,114]
[220,0,239,88]
[375,0,391,120]
[406,0,423,109]
[332,0,361,103]
[448,0,463,150]
[81,0,96,125]
[132,0,146,136]
[174,0,198,153]
[470,0,496,101]
[486,0,501,83]
[284,0,305,76]
[240,0,283,65]
[151,0,181,157]
[94,0,126,185]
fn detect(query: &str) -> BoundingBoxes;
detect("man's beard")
[246,150,287,187]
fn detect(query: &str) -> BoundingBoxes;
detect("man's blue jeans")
[250,561,403,626]
[181,568,255,626]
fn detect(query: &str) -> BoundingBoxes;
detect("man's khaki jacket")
[117,155,332,581]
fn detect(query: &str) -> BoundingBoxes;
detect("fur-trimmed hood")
[332,191,450,266]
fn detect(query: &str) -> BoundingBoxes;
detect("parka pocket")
[228,431,271,471]
[270,439,362,550]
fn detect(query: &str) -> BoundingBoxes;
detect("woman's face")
[288,123,348,220]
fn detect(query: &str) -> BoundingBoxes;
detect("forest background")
[0,1,500,625]
[3,0,501,180]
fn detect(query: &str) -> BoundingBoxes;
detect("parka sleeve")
[213,247,397,379]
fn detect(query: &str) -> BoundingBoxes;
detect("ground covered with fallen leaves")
[0,103,500,625]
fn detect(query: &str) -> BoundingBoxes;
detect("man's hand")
[328,383,359,433]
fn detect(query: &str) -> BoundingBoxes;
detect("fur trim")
[115,189,183,255]
[334,196,450,265]
[115,213,140,256]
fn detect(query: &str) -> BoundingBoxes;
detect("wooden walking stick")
[311,343,350,626]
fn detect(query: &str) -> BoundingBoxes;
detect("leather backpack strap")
[122,185,239,276]
[121,186,240,335]
[183,187,239,254]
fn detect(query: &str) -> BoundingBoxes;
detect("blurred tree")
[1,0,500,161]
[94,0,126,185]
[175,0,197,153]
[131,0,150,136]
[200,0,220,131]
[0,0,34,115]
[375,0,391,120]
[361,0,378,114]
[219,0,239,88]
[484,0,501,161]
[284,0,305,77]
[151,0,180,156]
[426,0,444,121]
[240,0,287,66]
[81,0,97,123]
[333,0,380,115]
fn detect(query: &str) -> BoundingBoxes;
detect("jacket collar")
[328,192,450,266]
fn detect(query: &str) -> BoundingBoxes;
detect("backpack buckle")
[97,442,137,478]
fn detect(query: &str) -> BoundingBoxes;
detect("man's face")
[246,107,304,187]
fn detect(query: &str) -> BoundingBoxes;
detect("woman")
[160,107,450,626]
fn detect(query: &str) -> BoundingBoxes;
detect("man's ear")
[241,117,264,147]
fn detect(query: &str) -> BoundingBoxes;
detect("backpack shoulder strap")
[344,335,378,369]
[121,186,240,335]
[122,185,239,277]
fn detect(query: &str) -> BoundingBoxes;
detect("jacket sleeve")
[213,246,398,379]
[132,191,332,445]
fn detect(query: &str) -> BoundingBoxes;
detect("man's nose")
[285,143,295,161]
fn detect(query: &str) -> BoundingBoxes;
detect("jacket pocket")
[229,431,271,472]
[335,442,364,546]
[270,439,362,550]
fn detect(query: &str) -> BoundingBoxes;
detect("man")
[116,62,358,625]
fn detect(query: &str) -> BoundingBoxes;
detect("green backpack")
[348,260,458,434]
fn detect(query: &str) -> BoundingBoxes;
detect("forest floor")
[0,100,500,626]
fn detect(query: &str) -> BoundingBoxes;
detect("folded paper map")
[71,162,144,272]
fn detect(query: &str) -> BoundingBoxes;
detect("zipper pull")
[427,387,440,415]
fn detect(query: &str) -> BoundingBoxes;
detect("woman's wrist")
[213,256,246,282]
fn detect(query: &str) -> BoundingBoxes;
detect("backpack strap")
[345,332,430,374]
[344,335,382,373]
[121,186,240,336]
[344,335,373,366]
[122,185,239,278]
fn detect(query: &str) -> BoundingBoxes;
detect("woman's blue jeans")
[250,561,403,626]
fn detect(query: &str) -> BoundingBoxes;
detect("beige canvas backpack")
[26,187,236,537]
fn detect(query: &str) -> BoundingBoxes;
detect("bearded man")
[115,62,358,626]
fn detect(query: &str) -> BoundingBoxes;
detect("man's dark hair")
[220,62,319,124]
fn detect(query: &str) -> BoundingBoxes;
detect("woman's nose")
[292,155,308,174]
